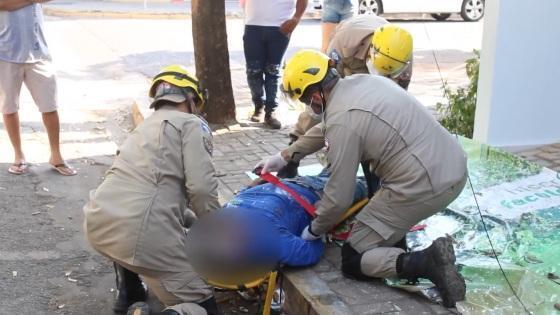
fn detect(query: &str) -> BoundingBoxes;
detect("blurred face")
[185,210,276,286]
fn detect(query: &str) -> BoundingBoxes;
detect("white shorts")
[0,59,58,114]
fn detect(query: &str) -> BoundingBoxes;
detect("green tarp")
[391,137,560,314]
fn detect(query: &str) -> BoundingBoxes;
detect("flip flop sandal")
[51,163,77,176]
[8,162,28,175]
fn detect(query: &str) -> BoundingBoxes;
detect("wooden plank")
[131,101,145,128]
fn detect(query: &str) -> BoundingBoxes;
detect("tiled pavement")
[513,143,560,172]
[212,124,319,204]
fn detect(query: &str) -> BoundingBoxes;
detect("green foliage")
[436,50,480,138]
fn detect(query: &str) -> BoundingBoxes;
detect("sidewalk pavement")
[513,144,560,172]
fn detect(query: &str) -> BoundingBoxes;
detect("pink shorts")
[0,59,58,114]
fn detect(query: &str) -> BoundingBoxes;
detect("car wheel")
[358,0,383,15]
[431,13,451,21]
[460,0,485,21]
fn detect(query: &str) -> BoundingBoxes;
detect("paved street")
[1,7,557,315]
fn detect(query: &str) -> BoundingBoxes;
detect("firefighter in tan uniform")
[327,14,413,88]
[284,17,414,177]
[83,66,221,315]
[257,50,468,307]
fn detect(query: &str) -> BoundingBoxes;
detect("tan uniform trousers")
[114,259,210,315]
[347,175,467,279]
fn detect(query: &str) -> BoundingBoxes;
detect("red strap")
[409,224,427,232]
[259,173,317,218]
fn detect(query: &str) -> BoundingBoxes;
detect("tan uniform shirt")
[286,75,467,235]
[84,107,220,271]
[327,14,388,76]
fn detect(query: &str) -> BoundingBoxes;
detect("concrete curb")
[43,7,194,19]
[43,7,318,19]
[283,268,353,315]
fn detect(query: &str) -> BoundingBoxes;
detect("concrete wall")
[474,0,560,147]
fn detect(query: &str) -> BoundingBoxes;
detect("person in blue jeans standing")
[241,0,308,129]
[321,0,354,52]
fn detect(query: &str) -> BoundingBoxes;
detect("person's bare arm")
[279,0,308,35]
[0,0,51,11]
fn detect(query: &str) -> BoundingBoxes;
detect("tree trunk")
[191,0,237,124]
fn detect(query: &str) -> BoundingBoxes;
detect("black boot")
[198,297,221,315]
[393,236,408,252]
[340,243,377,281]
[264,111,281,129]
[251,105,264,122]
[113,263,148,313]
[277,160,299,178]
[396,236,465,308]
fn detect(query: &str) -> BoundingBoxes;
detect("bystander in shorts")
[0,59,57,114]
[322,0,353,23]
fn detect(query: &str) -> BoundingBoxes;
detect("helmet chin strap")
[307,90,326,121]
[319,90,326,114]
[366,59,377,75]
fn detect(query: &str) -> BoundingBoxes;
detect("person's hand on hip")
[279,17,300,36]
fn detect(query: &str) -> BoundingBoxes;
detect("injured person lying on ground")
[186,167,467,308]
[185,170,368,285]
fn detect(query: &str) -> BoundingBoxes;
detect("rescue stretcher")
[205,172,369,315]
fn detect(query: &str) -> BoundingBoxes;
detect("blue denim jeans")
[243,25,290,113]
[322,0,353,23]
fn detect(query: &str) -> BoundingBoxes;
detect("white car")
[312,0,485,22]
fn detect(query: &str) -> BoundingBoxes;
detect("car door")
[419,0,463,13]
[382,0,419,14]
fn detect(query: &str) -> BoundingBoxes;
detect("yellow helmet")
[370,25,413,77]
[281,49,330,102]
[149,65,207,110]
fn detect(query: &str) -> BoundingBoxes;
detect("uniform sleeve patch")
[203,136,214,156]
[199,119,214,156]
